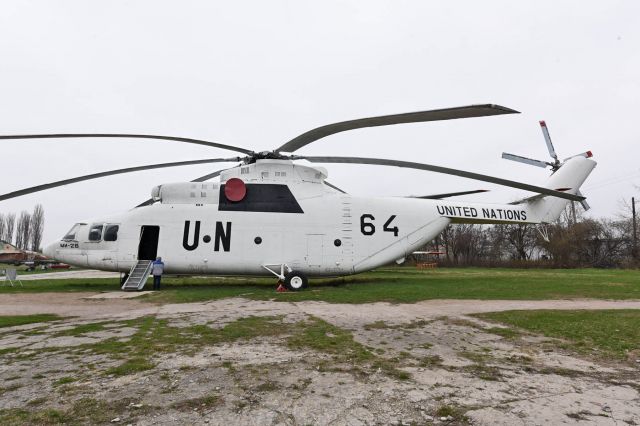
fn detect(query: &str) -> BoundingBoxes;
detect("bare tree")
[30,204,45,252]
[15,211,31,250]
[439,224,489,265]
[5,213,16,245]
[574,219,628,267]
[503,224,537,260]
[0,213,5,242]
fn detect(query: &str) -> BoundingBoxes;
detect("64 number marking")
[360,214,399,237]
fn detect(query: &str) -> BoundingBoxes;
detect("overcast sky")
[1,1,639,243]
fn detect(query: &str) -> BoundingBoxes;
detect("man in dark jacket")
[152,257,164,290]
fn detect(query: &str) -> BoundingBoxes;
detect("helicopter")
[0,104,596,291]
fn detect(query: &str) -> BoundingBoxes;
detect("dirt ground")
[1,293,639,425]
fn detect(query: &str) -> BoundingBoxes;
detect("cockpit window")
[88,224,104,242]
[63,224,82,241]
[104,225,119,242]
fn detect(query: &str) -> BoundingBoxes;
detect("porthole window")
[334,239,342,247]
[254,236,262,245]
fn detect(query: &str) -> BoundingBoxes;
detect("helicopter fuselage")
[43,157,595,277]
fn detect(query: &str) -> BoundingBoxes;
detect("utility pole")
[632,197,637,260]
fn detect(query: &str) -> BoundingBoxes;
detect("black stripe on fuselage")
[218,184,304,213]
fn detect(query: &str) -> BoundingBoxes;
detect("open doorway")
[138,226,160,260]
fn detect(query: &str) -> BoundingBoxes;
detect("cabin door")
[138,226,160,261]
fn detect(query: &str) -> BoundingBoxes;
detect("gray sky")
[1,1,639,243]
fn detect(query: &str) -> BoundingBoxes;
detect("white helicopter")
[0,105,596,291]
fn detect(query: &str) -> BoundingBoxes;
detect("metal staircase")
[121,260,153,291]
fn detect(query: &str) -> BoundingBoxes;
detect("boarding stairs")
[121,260,153,291]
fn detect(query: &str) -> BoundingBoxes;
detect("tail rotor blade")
[563,151,594,162]
[539,121,559,162]
[502,153,549,168]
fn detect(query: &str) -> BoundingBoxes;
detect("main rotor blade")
[276,104,519,153]
[135,166,235,207]
[501,153,549,168]
[298,156,585,202]
[0,157,240,202]
[577,189,591,211]
[539,121,558,161]
[324,180,347,194]
[411,189,489,199]
[0,133,253,155]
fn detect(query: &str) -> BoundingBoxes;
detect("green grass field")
[476,309,640,360]
[2,267,640,304]
[0,314,62,329]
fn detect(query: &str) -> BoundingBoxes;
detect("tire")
[284,271,308,291]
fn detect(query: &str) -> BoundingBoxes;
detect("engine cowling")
[151,182,220,204]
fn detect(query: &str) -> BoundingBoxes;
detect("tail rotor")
[502,120,592,211]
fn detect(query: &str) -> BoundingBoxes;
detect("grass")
[475,309,640,360]
[0,314,62,329]
[106,357,155,376]
[363,319,432,330]
[0,397,155,426]
[76,315,288,376]
[52,376,76,386]
[287,316,410,380]
[171,394,222,412]
[435,404,469,423]
[2,268,640,305]
[1,315,292,377]
[53,321,108,337]
[287,316,374,363]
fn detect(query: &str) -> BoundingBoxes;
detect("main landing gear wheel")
[284,271,308,291]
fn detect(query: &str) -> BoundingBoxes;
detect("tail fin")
[526,156,597,223]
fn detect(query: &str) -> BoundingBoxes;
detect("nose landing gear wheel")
[284,271,308,291]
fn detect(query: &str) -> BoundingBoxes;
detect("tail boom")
[430,156,597,225]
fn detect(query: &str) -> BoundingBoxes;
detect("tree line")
[0,204,45,252]
[421,202,638,268]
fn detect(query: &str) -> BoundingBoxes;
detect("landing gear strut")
[262,264,308,292]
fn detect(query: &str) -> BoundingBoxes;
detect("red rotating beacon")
[224,178,247,202]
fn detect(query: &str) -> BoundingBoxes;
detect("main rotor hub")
[245,150,290,163]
